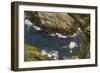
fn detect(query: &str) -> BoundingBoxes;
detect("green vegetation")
[24,44,54,61]
[67,56,80,59]
[24,44,40,61]
[68,14,90,59]
[79,30,90,59]
[65,14,90,59]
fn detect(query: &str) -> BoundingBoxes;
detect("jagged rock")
[24,11,34,21]
[69,14,90,59]
[25,11,78,36]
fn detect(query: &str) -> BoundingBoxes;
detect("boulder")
[25,11,78,36]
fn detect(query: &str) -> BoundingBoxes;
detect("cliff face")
[68,14,90,58]
[24,11,78,36]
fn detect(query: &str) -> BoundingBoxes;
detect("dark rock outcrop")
[68,14,90,58]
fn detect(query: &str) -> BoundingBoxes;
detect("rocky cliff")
[24,11,78,36]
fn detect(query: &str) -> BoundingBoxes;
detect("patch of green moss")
[24,44,54,61]
[79,31,90,59]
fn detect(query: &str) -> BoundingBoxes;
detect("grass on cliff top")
[24,44,54,61]
[24,44,40,61]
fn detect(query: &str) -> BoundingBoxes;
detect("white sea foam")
[49,33,68,38]
[25,19,82,39]
[69,41,78,49]
[47,53,52,58]
[62,45,68,48]
[49,27,82,39]
[25,19,33,26]
[56,33,68,38]
[25,19,41,31]
[40,50,59,59]
[32,25,41,31]
[41,50,48,56]
[70,50,73,53]
[62,41,78,50]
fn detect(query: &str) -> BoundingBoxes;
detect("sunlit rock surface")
[25,11,78,36]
